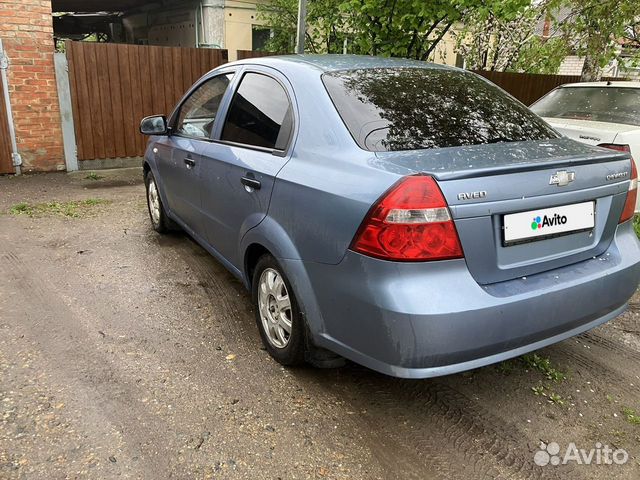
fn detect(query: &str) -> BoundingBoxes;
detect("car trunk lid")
[543,117,638,146]
[375,138,633,284]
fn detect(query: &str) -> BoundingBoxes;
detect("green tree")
[338,0,473,60]
[257,0,531,60]
[256,0,347,54]
[512,35,570,74]
[454,0,553,72]
[547,0,640,80]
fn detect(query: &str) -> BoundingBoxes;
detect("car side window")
[221,72,293,150]
[175,73,233,139]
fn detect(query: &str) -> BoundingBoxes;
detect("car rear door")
[199,67,296,269]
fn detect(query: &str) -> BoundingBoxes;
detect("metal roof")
[233,54,453,73]
[51,0,159,13]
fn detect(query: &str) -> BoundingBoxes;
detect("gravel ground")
[0,168,639,480]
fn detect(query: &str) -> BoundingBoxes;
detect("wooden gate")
[0,71,13,174]
[66,41,228,162]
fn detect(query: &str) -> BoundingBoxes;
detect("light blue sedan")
[140,55,640,378]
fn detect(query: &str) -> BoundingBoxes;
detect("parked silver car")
[140,55,640,378]
[531,81,640,211]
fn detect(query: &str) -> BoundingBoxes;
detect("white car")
[531,81,640,210]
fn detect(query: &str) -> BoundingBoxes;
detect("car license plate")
[503,201,595,244]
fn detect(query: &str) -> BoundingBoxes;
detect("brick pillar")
[0,0,65,172]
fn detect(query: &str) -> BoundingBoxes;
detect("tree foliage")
[512,36,570,74]
[257,0,531,60]
[339,0,470,60]
[553,0,640,80]
[257,0,640,80]
[454,0,550,71]
[256,0,347,54]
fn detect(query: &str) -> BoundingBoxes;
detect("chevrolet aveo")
[140,55,640,379]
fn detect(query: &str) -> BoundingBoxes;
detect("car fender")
[240,216,327,337]
[143,141,178,221]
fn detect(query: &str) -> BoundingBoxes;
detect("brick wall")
[558,56,585,76]
[0,0,64,172]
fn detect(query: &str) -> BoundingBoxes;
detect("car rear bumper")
[286,221,640,379]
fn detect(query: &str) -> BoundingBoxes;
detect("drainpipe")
[200,0,224,49]
[195,3,200,48]
[0,38,21,175]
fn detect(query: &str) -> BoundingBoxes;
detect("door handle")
[241,175,261,191]
[184,157,196,169]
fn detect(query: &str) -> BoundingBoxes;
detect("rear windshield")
[322,68,558,152]
[531,86,640,127]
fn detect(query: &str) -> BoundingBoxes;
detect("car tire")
[144,170,177,233]
[252,254,306,366]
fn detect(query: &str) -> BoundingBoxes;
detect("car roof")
[560,81,640,89]
[229,54,455,73]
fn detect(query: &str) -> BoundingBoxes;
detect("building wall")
[123,2,199,47]
[224,0,265,61]
[430,30,460,68]
[147,10,197,47]
[558,55,619,78]
[0,0,64,172]
[557,56,585,76]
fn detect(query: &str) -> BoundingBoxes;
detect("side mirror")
[140,115,168,135]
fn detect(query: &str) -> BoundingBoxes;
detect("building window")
[252,26,272,51]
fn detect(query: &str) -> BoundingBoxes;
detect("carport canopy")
[51,0,157,13]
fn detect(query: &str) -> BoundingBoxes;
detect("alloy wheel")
[147,178,161,226]
[258,268,293,349]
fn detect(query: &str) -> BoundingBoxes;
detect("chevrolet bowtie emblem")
[549,170,576,187]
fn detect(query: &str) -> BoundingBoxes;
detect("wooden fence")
[237,50,276,60]
[0,72,13,174]
[66,41,228,161]
[65,44,626,164]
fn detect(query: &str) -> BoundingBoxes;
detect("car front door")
[156,72,234,236]
[199,68,296,269]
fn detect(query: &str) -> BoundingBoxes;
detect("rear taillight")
[350,175,464,261]
[620,159,637,223]
[598,143,631,153]
[598,144,637,223]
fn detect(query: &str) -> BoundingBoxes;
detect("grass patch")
[495,354,567,384]
[622,407,640,425]
[9,199,110,218]
[633,215,640,238]
[9,202,33,215]
[521,353,567,383]
[532,384,566,406]
[85,172,104,181]
[495,359,518,375]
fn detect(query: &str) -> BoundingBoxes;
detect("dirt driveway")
[0,168,639,480]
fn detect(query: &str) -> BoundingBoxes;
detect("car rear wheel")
[253,255,305,366]
[144,170,176,233]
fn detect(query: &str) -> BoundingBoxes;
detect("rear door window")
[221,73,293,151]
[322,68,559,152]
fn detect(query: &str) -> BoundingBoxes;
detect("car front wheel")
[253,255,306,366]
[144,170,176,233]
